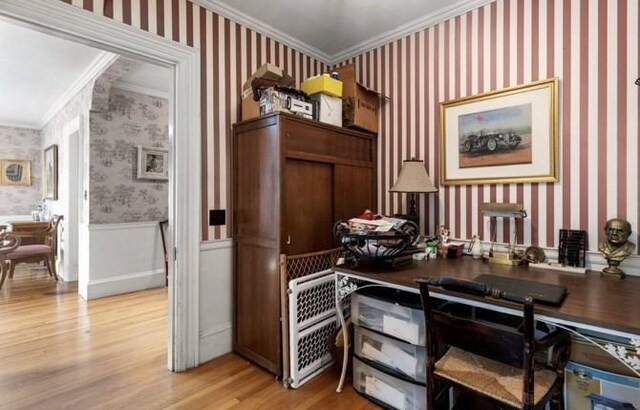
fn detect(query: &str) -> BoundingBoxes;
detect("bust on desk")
[599,218,636,279]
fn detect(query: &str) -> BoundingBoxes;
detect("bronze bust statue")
[598,218,636,278]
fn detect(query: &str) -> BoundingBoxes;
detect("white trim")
[88,221,163,231]
[198,322,233,364]
[38,51,118,129]
[191,0,331,64]
[86,268,166,299]
[192,0,493,65]
[0,0,201,372]
[111,81,170,100]
[0,119,41,129]
[200,238,233,251]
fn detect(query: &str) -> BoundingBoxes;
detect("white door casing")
[0,0,201,371]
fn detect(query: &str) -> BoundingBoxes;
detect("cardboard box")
[259,87,313,119]
[242,63,295,95]
[565,362,640,410]
[334,63,382,134]
[241,92,260,121]
[301,74,343,98]
[240,63,296,121]
[312,93,342,127]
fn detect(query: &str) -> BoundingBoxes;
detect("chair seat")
[435,346,558,408]
[5,244,52,259]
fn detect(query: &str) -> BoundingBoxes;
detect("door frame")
[0,0,201,371]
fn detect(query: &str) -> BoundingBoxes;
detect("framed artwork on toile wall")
[44,144,58,199]
[137,146,169,181]
[0,159,31,186]
[440,78,559,185]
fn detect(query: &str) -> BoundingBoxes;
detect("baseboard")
[199,322,233,364]
[86,269,165,299]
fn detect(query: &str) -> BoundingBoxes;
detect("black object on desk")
[474,274,567,306]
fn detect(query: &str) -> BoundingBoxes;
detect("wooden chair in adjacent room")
[415,277,571,410]
[0,232,20,290]
[3,215,63,281]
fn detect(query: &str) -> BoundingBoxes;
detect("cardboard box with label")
[240,63,295,121]
[334,63,384,134]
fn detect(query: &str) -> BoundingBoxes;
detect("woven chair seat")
[435,346,557,408]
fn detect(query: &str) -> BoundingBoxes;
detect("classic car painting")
[458,103,532,169]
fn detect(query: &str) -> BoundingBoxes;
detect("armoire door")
[283,159,334,255]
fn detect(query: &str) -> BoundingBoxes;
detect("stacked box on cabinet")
[301,74,343,127]
[333,63,384,134]
[350,288,429,410]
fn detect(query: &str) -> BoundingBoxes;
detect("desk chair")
[3,215,63,281]
[0,232,20,290]
[415,277,570,410]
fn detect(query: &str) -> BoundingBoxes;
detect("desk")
[335,256,640,392]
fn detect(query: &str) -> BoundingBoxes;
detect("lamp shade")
[389,159,438,193]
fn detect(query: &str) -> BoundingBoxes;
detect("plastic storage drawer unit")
[353,356,426,410]
[351,291,426,345]
[354,325,427,383]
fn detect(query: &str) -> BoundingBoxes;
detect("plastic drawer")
[354,325,427,383]
[351,291,426,345]
[353,356,426,410]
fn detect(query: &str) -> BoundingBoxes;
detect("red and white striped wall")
[339,0,638,252]
[59,0,328,240]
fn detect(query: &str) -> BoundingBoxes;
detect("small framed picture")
[44,144,58,199]
[137,146,169,181]
[1,159,31,186]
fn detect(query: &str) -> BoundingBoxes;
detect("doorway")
[0,0,201,371]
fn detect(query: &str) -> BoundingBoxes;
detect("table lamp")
[389,158,437,226]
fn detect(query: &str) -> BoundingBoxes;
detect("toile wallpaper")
[0,126,42,217]
[89,88,168,224]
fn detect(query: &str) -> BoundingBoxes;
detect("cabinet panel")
[234,125,279,240]
[334,164,375,222]
[285,120,374,163]
[282,159,334,255]
[234,241,280,374]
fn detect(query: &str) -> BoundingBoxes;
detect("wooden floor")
[0,265,377,409]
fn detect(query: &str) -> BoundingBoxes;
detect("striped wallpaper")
[340,0,639,252]
[59,0,328,240]
[58,0,638,252]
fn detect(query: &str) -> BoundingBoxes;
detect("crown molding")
[331,0,494,64]
[38,51,118,129]
[190,0,331,64]
[0,119,40,129]
[192,0,493,66]
[112,81,170,100]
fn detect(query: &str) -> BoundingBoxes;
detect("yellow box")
[301,74,343,98]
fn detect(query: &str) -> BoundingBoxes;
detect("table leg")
[335,290,349,393]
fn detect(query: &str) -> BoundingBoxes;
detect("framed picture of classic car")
[440,78,559,185]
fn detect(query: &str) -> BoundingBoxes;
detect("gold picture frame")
[44,144,58,199]
[0,159,31,186]
[440,78,559,185]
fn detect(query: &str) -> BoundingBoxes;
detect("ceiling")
[0,19,171,129]
[197,0,491,63]
[1,0,489,128]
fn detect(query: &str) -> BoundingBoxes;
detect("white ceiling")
[197,0,492,63]
[1,0,489,128]
[0,19,171,129]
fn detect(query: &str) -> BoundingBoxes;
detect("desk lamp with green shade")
[389,158,438,228]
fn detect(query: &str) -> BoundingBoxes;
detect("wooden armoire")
[232,112,377,376]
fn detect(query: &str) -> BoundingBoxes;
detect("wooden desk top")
[336,256,640,338]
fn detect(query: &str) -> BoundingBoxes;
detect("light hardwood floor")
[0,265,377,409]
